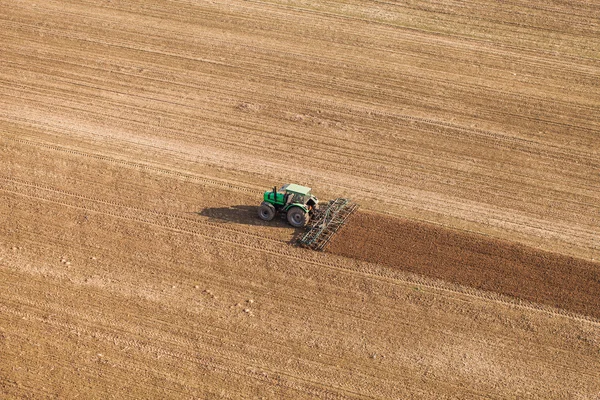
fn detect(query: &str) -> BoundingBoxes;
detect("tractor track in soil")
[5,133,599,258]
[5,227,597,390]
[2,2,596,65]
[4,193,600,391]
[1,281,594,400]
[2,46,598,166]
[1,41,598,153]
[80,0,599,66]
[2,40,597,136]
[2,93,597,195]
[2,77,599,192]
[11,224,597,388]
[15,228,592,381]
[1,121,595,219]
[1,16,598,131]
[2,113,596,230]
[4,212,584,399]
[6,131,600,264]
[2,32,598,118]
[0,301,365,400]
[5,228,597,375]
[2,177,599,328]
[1,34,596,141]
[1,40,597,113]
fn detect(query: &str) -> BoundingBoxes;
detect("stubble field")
[1,0,599,398]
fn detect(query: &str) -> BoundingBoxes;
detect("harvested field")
[2,0,600,398]
[328,211,600,319]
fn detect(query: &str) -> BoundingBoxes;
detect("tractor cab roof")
[280,183,311,195]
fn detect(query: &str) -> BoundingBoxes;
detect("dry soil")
[1,0,600,398]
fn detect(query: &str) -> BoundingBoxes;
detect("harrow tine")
[299,198,359,251]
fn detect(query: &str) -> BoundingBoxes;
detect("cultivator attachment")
[299,198,359,251]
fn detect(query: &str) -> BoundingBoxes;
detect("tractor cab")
[281,184,317,207]
[259,184,319,227]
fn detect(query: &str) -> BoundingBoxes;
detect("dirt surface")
[328,211,600,318]
[2,0,600,398]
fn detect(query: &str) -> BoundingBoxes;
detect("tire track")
[1,57,598,179]
[4,229,599,390]
[0,176,286,243]
[0,299,367,400]
[4,133,598,256]
[1,176,599,327]
[3,4,599,111]
[1,46,597,171]
[4,83,597,214]
[2,16,596,156]
[3,20,597,111]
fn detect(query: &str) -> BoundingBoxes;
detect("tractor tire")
[258,202,276,221]
[287,206,310,228]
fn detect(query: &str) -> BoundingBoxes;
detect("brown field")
[1,0,600,398]
[328,211,600,319]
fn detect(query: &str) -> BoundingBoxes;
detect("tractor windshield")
[286,192,308,204]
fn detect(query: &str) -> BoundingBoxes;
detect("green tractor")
[258,184,319,227]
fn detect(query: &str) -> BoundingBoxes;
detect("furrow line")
[5,133,599,253]
[241,0,600,63]
[3,135,260,194]
[4,9,599,91]
[0,301,363,400]
[8,229,600,379]
[0,176,286,244]
[1,36,597,163]
[6,233,598,388]
[4,23,599,106]
[2,59,598,167]
[2,182,599,326]
[2,83,598,209]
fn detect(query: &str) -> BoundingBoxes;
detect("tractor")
[258,184,319,227]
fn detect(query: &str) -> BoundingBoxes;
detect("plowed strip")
[327,211,600,318]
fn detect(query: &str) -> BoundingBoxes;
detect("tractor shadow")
[197,205,307,246]
[197,205,291,229]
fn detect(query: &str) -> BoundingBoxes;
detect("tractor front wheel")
[258,202,276,221]
[287,207,309,227]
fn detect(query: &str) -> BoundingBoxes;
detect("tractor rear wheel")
[287,207,309,227]
[258,202,276,221]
